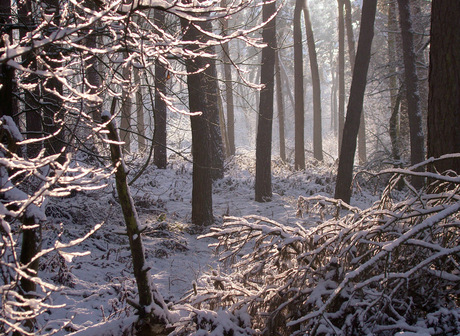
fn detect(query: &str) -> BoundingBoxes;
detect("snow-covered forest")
[0,0,459,335]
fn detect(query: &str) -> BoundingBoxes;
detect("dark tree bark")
[388,0,401,163]
[303,2,323,162]
[344,0,366,164]
[18,1,42,159]
[334,0,377,204]
[294,0,305,170]
[255,0,277,202]
[337,0,345,153]
[182,17,225,181]
[330,53,338,133]
[84,0,102,124]
[20,217,41,294]
[397,0,425,188]
[427,0,460,174]
[103,110,169,334]
[153,10,168,168]
[42,0,65,161]
[275,53,286,162]
[221,0,236,157]
[218,91,230,157]
[205,55,225,181]
[134,68,146,152]
[182,20,219,226]
[0,0,15,119]
[120,60,132,153]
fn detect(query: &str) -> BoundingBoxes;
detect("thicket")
[175,157,460,335]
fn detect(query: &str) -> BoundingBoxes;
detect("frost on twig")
[178,161,460,335]
[0,117,108,335]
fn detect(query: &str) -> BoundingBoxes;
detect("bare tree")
[275,53,286,162]
[182,19,216,226]
[428,0,460,174]
[221,0,236,157]
[337,0,345,153]
[388,0,401,164]
[397,0,425,189]
[0,0,14,119]
[294,0,305,170]
[255,0,277,202]
[344,0,366,164]
[303,1,323,162]
[154,9,168,168]
[103,108,170,334]
[335,0,377,204]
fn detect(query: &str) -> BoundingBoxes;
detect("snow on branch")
[177,165,460,335]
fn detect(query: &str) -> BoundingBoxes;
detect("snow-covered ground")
[36,150,380,335]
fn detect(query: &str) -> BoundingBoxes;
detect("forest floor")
[37,150,384,335]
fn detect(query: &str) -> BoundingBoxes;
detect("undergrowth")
[174,158,460,335]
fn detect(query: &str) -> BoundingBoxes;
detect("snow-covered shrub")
[181,158,460,335]
[0,117,108,335]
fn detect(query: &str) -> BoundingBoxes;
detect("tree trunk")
[153,10,168,168]
[337,0,345,154]
[20,217,41,294]
[17,0,42,158]
[221,0,236,157]
[182,17,224,181]
[0,0,15,120]
[218,90,230,158]
[388,0,401,163]
[303,1,323,162]
[275,53,286,162]
[397,0,425,188]
[120,57,132,153]
[43,0,65,162]
[344,0,366,164]
[255,0,277,202]
[334,0,377,204]
[294,0,305,170]
[330,53,337,134]
[84,6,102,124]
[134,68,146,152]
[102,110,169,333]
[427,0,460,174]
[182,20,215,227]
[205,56,225,181]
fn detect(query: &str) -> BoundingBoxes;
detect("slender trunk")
[397,0,425,188]
[221,0,236,156]
[120,58,132,153]
[134,68,146,152]
[337,0,345,153]
[20,217,41,294]
[388,0,401,163]
[218,90,230,158]
[331,58,338,135]
[153,11,168,169]
[303,2,323,162]
[17,0,42,158]
[255,0,277,202]
[275,53,286,162]
[278,55,295,112]
[344,0,366,164]
[294,0,305,170]
[43,0,65,161]
[102,110,169,333]
[335,0,377,204]
[0,0,15,120]
[84,9,102,124]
